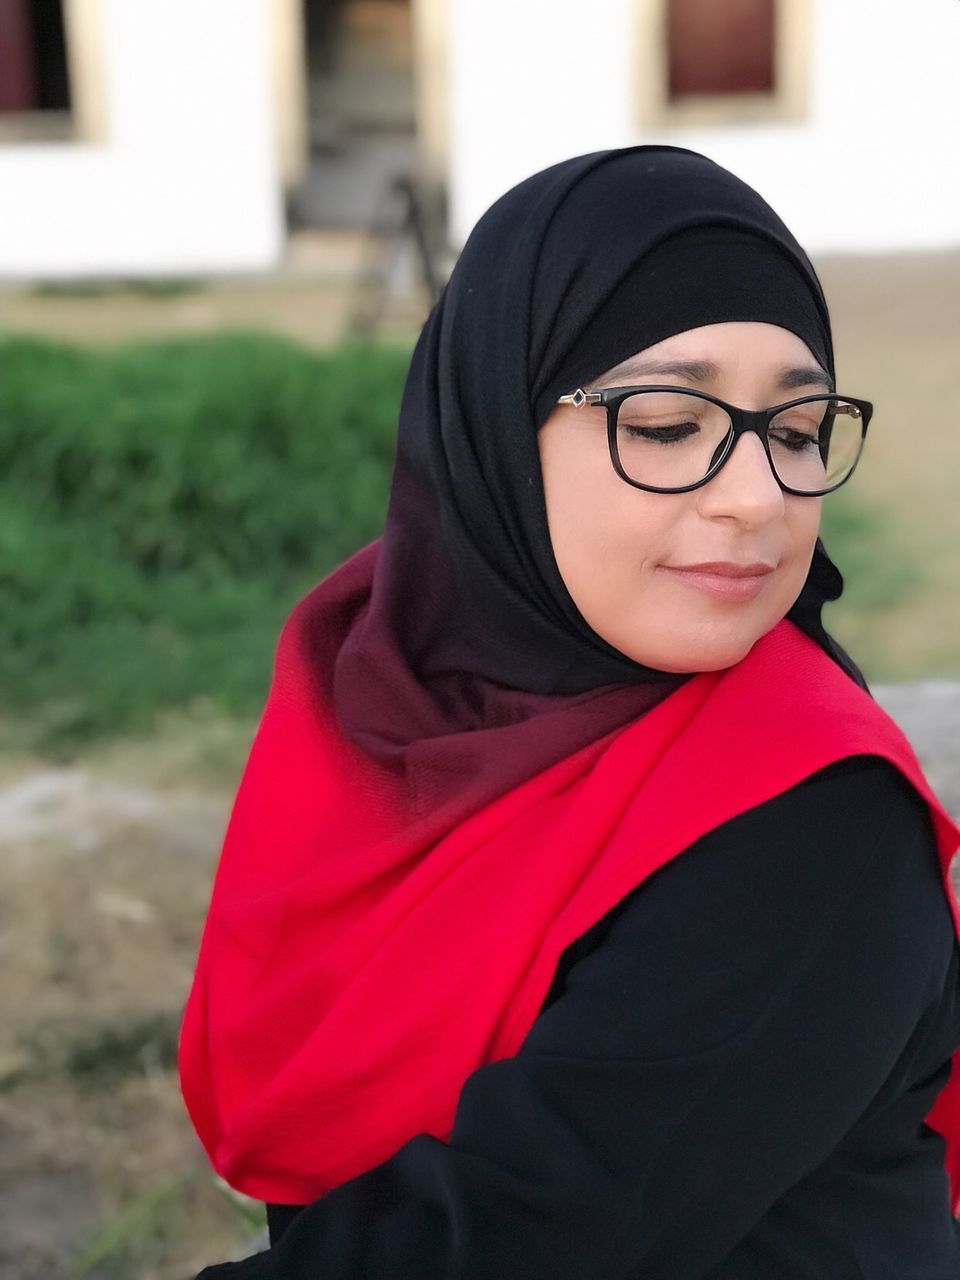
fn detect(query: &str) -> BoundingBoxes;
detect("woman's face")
[537,321,826,673]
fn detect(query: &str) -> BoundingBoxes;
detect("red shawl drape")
[177,586,960,1212]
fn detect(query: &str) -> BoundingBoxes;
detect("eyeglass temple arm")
[557,389,603,407]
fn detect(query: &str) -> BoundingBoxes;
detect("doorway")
[289,0,419,228]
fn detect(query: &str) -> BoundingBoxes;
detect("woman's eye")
[769,426,819,453]
[621,423,700,445]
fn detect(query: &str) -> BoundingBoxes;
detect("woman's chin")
[602,622,769,675]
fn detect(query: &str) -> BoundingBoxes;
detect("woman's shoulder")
[792,750,926,797]
[547,753,955,1025]
[695,751,938,882]
[760,751,936,843]
[633,752,942,926]
[683,753,952,959]
[757,754,949,906]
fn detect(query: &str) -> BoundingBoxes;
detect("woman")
[179,146,960,1278]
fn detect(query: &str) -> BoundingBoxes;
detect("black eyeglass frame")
[556,385,874,496]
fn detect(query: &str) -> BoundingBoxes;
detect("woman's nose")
[696,431,785,525]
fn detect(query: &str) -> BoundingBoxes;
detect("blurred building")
[0,0,958,280]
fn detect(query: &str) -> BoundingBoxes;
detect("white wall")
[0,0,283,279]
[447,0,960,254]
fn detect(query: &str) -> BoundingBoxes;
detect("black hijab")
[330,145,866,815]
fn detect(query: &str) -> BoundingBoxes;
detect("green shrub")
[0,331,411,746]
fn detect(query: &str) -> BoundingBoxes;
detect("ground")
[0,713,255,1280]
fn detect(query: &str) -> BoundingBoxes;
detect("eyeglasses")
[556,385,873,496]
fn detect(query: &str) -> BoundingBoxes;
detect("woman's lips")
[660,568,773,601]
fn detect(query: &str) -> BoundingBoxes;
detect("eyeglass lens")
[613,392,864,492]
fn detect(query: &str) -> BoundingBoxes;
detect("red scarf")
[177,581,960,1212]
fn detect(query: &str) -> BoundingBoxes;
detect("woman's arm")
[195,757,957,1280]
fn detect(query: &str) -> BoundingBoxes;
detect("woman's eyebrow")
[598,357,834,392]
[777,365,835,392]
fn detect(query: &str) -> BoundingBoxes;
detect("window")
[668,0,775,98]
[0,0,105,143]
[634,0,809,129]
[0,0,70,110]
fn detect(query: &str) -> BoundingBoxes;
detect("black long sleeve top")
[196,755,960,1279]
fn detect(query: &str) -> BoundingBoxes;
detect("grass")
[0,330,410,751]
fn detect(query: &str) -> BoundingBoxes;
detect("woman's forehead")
[593,323,829,388]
